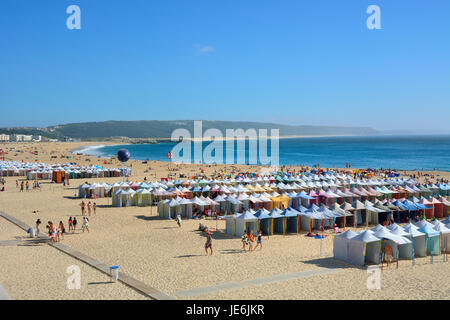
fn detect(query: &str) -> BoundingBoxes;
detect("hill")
[47,120,379,139]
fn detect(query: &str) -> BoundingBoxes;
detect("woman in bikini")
[68,217,73,232]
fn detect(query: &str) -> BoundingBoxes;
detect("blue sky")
[0,0,449,132]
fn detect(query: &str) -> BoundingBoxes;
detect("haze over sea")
[76,135,450,171]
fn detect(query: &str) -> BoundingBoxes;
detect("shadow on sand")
[134,215,161,221]
[302,257,361,270]
[174,254,204,258]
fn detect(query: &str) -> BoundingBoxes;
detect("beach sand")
[0,141,449,300]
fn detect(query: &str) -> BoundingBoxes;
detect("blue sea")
[75,135,450,171]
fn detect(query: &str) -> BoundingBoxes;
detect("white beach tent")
[432,223,450,253]
[135,188,152,207]
[389,225,415,259]
[348,231,381,266]
[225,212,242,236]
[234,210,259,238]
[78,183,90,198]
[372,228,411,262]
[402,222,428,257]
[417,224,441,256]
[333,230,358,263]
[178,198,193,219]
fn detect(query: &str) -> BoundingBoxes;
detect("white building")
[11,134,33,142]
[32,135,42,142]
[0,134,10,142]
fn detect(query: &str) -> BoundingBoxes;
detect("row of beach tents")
[333,218,450,266]
[0,160,126,179]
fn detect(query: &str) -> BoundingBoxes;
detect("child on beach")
[241,231,248,251]
[248,231,255,252]
[254,231,263,250]
[87,201,92,216]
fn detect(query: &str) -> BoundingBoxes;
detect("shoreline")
[70,142,450,173]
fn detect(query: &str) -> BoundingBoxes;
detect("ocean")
[74,135,450,171]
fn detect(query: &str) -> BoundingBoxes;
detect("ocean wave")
[71,145,107,156]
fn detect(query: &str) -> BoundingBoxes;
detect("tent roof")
[335,229,358,239]
[373,228,411,244]
[417,224,440,237]
[351,230,380,243]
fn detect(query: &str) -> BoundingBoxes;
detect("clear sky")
[1,0,449,132]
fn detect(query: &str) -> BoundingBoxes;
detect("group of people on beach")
[35,220,66,243]
[79,200,96,216]
[35,215,90,241]
[16,180,42,191]
[241,230,263,251]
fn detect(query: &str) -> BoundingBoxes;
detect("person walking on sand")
[205,232,213,256]
[82,217,89,233]
[93,202,97,215]
[176,214,182,227]
[35,219,41,237]
[254,230,263,250]
[20,181,24,192]
[68,217,73,232]
[49,221,57,244]
[59,221,65,240]
[241,231,248,251]
[80,201,85,216]
[26,181,29,192]
[87,201,92,216]
[248,231,255,252]
[72,217,78,232]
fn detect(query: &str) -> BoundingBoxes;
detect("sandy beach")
[0,141,449,300]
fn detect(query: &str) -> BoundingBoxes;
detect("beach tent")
[333,230,358,263]
[432,223,450,253]
[402,223,428,257]
[135,188,152,206]
[340,202,359,227]
[225,212,242,236]
[296,191,316,207]
[178,198,193,218]
[364,200,386,225]
[254,208,272,235]
[389,226,414,259]
[417,224,441,256]
[213,194,227,214]
[279,207,301,235]
[224,196,243,214]
[112,188,136,207]
[78,183,90,198]
[234,210,259,237]
[348,231,381,266]
[372,228,411,263]
[267,207,284,235]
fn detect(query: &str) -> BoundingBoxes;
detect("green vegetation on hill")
[0,128,64,140]
[48,120,379,139]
